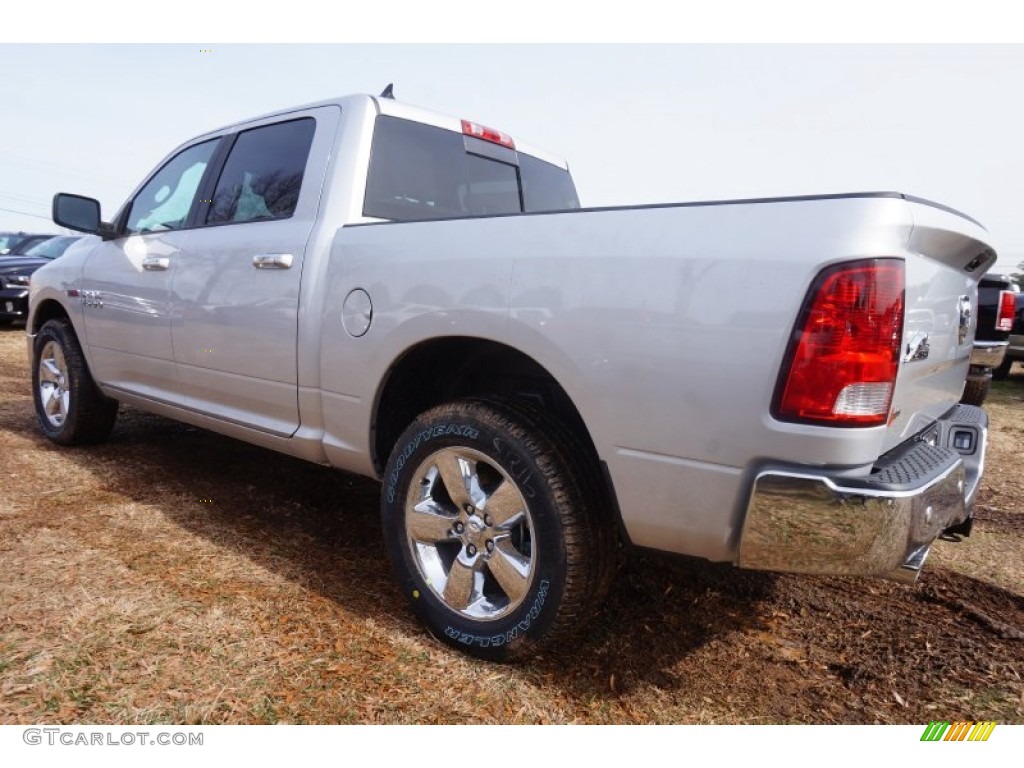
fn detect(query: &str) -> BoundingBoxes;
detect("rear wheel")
[960,377,991,406]
[381,399,614,660]
[32,319,118,445]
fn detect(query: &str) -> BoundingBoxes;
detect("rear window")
[520,153,580,213]
[364,116,579,222]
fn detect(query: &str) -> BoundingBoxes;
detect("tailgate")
[884,198,997,452]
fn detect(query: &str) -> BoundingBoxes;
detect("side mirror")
[52,193,115,238]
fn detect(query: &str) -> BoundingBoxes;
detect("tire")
[381,399,615,661]
[32,319,118,445]
[992,356,1013,381]
[960,377,991,406]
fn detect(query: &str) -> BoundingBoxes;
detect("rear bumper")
[738,404,986,584]
[1006,333,1024,362]
[969,340,1008,370]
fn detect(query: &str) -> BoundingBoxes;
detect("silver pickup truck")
[29,92,996,659]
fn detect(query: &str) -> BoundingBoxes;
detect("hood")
[0,256,49,274]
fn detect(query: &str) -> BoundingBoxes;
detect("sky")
[2,42,1023,275]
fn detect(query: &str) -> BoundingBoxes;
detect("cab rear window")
[364,116,579,221]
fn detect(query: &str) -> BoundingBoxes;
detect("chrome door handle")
[142,256,170,271]
[252,253,294,270]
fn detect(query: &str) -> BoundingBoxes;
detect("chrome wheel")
[37,340,70,428]
[405,446,535,621]
[31,319,118,445]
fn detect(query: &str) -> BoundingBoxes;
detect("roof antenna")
[379,83,395,99]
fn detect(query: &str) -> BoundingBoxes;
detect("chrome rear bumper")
[738,404,987,584]
[970,340,1008,369]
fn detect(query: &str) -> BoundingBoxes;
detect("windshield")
[4,235,52,255]
[23,236,80,260]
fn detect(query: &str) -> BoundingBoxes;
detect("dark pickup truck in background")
[993,289,1024,381]
[961,272,1017,405]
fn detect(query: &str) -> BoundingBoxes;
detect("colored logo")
[920,721,996,742]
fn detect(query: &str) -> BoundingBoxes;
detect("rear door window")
[207,118,316,225]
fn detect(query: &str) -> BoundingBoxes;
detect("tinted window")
[363,117,519,221]
[460,154,520,215]
[207,118,315,225]
[126,140,218,234]
[365,117,485,220]
[520,154,580,212]
[364,116,578,221]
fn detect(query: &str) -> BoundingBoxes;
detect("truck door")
[170,106,340,436]
[81,138,221,404]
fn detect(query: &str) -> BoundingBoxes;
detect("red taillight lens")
[996,290,1015,332]
[774,259,905,427]
[461,119,515,149]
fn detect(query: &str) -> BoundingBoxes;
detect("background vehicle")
[0,231,37,254]
[961,272,1016,405]
[0,235,81,325]
[993,290,1024,380]
[27,93,997,659]
[0,232,55,256]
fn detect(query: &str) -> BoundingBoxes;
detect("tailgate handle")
[252,253,293,270]
[142,256,170,271]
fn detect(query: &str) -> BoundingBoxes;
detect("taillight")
[996,290,1015,332]
[461,119,515,149]
[774,259,905,427]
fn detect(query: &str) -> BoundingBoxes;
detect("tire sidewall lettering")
[443,579,550,648]
[492,437,536,499]
[385,423,480,503]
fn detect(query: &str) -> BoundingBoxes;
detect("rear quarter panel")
[317,195,931,560]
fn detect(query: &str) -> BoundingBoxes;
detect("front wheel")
[381,399,614,660]
[32,319,118,445]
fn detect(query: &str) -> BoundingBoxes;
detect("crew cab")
[27,92,997,659]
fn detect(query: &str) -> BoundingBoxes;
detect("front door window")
[125,140,218,234]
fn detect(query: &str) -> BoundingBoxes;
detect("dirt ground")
[1,327,1021,724]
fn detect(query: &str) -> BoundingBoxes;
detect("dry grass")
[1,327,1021,724]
